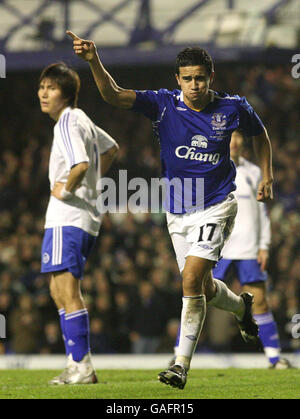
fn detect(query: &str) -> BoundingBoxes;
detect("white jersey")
[45,107,117,236]
[221,157,271,259]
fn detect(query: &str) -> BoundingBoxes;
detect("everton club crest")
[211,113,227,130]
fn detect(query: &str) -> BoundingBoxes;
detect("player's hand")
[51,182,65,200]
[66,31,97,62]
[257,249,269,272]
[256,179,273,202]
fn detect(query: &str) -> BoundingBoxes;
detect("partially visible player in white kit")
[67,31,274,390]
[213,130,291,369]
[38,63,119,384]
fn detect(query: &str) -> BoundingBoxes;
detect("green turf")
[0,369,298,399]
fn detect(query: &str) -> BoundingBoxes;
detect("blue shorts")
[212,258,268,285]
[41,226,97,279]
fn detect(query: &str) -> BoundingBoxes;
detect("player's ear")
[209,71,215,86]
[175,73,181,87]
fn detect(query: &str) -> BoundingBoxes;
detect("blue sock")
[65,309,90,362]
[58,309,70,356]
[254,312,281,365]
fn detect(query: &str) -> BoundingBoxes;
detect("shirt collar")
[179,90,215,107]
[57,106,72,122]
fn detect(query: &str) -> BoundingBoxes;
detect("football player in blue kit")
[67,31,274,390]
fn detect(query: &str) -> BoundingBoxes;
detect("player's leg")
[177,255,213,367]
[159,255,212,389]
[48,276,75,385]
[52,270,88,363]
[159,194,257,389]
[49,276,70,356]
[53,270,85,313]
[185,194,258,346]
[242,279,290,369]
[238,260,292,368]
[210,260,258,342]
[52,270,97,384]
[42,226,98,384]
[172,258,246,361]
[209,259,245,320]
[41,229,73,384]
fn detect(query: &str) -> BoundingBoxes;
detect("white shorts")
[167,194,237,273]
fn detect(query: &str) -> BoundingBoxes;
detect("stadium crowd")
[0,61,299,356]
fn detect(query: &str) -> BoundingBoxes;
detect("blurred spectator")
[9,294,41,353]
[130,281,167,353]
[112,291,134,353]
[39,321,65,354]
[89,318,115,354]
[157,318,180,353]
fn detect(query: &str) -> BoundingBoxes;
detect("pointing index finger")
[66,30,80,41]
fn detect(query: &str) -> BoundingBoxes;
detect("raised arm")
[66,31,136,109]
[252,127,274,202]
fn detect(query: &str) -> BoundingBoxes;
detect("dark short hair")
[39,63,80,108]
[175,47,214,76]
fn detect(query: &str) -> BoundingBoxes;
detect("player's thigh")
[169,233,191,274]
[185,194,237,263]
[166,195,236,276]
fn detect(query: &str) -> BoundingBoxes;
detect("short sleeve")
[131,89,163,120]
[56,112,89,169]
[94,125,117,155]
[238,97,264,137]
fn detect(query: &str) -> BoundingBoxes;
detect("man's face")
[38,78,67,120]
[176,65,214,107]
[230,131,244,159]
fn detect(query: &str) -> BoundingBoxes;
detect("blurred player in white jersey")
[213,130,291,368]
[38,63,119,384]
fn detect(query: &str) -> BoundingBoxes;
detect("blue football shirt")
[132,89,264,214]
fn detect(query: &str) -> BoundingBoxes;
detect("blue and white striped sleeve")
[57,111,89,168]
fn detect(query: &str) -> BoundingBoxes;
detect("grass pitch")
[0,369,298,399]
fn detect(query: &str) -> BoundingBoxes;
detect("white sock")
[208,278,245,321]
[175,295,206,370]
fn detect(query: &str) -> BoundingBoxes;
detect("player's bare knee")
[244,282,268,314]
[253,297,269,314]
[182,270,205,295]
